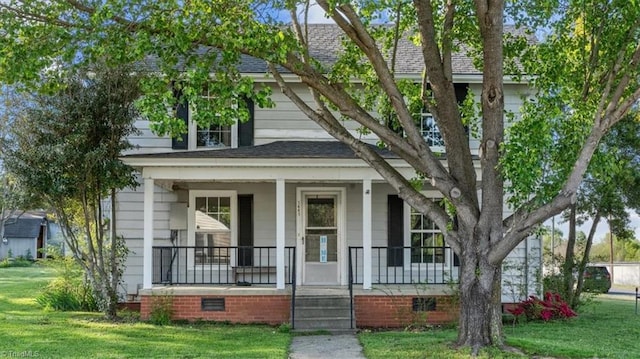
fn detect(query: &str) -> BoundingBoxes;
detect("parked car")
[582,266,611,293]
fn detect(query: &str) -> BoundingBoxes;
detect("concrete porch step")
[293,294,353,330]
[294,295,350,307]
[293,317,353,330]
[294,306,351,318]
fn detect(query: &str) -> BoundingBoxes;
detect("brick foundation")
[140,293,458,328]
[354,295,459,328]
[140,295,291,325]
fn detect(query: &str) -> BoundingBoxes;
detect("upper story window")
[386,111,445,149]
[195,87,235,149]
[196,123,234,148]
[420,113,444,147]
[172,90,254,151]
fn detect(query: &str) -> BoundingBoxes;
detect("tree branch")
[316,0,429,156]
[269,63,460,251]
[414,0,479,213]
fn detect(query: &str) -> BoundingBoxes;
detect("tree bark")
[107,188,119,319]
[573,212,601,307]
[563,204,577,304]
[457,243,503,352]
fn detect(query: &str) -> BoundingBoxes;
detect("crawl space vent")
[412,297,436,312]
[201,298,225,311]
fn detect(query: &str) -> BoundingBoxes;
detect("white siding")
[118,177,176,295]
[502,236,542,302]
[124,119,173,154]
[254,83,379,144]
[122,81,528,154]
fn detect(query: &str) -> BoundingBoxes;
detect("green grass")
[0,265,290,358]
[360,296,640,359]
[6,265,640,358]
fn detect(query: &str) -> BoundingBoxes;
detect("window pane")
[196,198,206,212]
[408,198,446,264]
[423,233,434,247]
[219,213,230,227]
[433,233,445,246]
[421,113,444,147]
[207,197,218,213]
[307,198,335,227]
[411,213,421,230]
[197,125,231,148]
[411,232,423,247]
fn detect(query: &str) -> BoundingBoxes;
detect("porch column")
[142,177,154,289]
[276,178,285,290]
[362,179,372,289]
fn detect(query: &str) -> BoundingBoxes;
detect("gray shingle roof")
[239,23,479,74]
[124,140,400,160]
[145,24,534,75]
[3,213,47,239]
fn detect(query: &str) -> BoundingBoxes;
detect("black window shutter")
[454,83,470,137]
[454,83,469,104]
[387,195,404,266]
[172,101,189,150]
[238,98,254,147]
[238,194,254,266]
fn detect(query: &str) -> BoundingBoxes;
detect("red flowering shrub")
[507,292,577,322]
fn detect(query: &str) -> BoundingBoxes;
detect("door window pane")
[307,198,335,228]
[195,196,232,265]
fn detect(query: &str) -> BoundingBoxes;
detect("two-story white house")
[118,24,540,329]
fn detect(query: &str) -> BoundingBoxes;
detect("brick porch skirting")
[354,295,459,328]
[140,293,458,327]
[140,295,291,325]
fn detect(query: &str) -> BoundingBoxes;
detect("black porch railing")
[349,246,459,285]
[152,246,296,285]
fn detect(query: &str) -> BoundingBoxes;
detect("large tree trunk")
[456,244,503,352]
[573,212,601,307]
[563,204,577,303]
[106,188,119,320]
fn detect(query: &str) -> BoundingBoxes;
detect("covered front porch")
[124,142,469,293]
[123,142,466,328]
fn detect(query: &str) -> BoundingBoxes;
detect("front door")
[302,193,340,285]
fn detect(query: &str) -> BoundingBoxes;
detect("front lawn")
[0,265,290,359]
[360,296,640,358]
[5,265,640,358]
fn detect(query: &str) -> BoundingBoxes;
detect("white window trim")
[402,192,452,269]
[188,190,238,268]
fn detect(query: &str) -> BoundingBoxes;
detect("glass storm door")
[303,195,339,285]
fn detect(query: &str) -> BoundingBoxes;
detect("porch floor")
[140,284,290,296]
